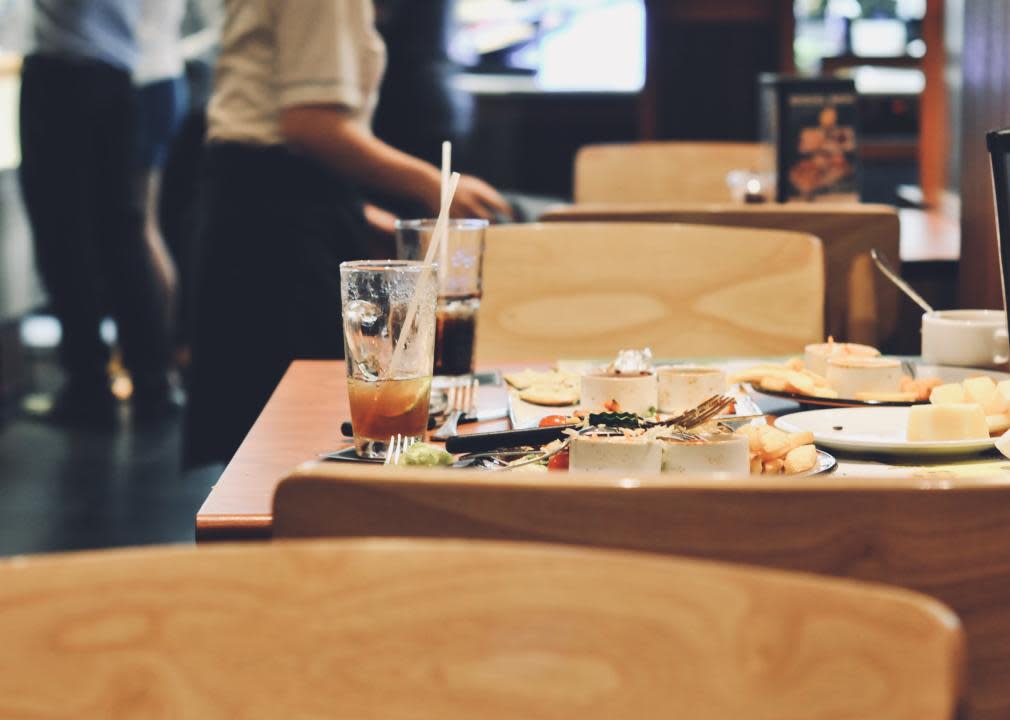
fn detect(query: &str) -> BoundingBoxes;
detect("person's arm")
[280,106,510,220]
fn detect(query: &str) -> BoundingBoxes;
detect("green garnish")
[397,443,453,467]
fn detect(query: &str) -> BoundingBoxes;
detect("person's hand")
[440,174,513,221]
[363,202,398,236]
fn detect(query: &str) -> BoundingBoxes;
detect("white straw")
[439,141,452,275]
[441,141,452,208]
[388,172,461,377]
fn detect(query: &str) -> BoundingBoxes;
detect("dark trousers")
[184,143,369,467]
[18,54,168,384]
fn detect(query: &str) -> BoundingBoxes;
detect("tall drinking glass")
[395,219,488,384]
[340,260,437,459]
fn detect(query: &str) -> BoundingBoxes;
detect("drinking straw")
[439,141,452,281]
[387,171,461,377]
[441,141,452,207]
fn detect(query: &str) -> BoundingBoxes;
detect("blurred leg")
[18,56,110,394]
[90,67,171,399]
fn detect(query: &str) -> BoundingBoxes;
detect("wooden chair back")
[540,203,901,348]
[477,222,824,362]
[276,465,1010,720]
[2,537,960,719]
[574,141,767,204]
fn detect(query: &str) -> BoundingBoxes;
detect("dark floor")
[0,333,222,558]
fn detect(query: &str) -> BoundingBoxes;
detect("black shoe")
[23,381,118,428]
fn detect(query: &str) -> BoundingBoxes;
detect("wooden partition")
[541,203,901,348]
[0,537,963,719]
[477,222,824,362]
[573,142,765,204]
[276,466,1010,720]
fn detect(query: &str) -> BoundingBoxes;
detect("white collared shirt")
[207,0,386,146]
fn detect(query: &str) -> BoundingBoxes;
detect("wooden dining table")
[195,358,1010,542]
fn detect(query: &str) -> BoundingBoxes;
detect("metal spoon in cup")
[870,248,934,313]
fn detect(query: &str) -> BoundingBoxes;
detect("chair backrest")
[2,536,960,719]
[573,141,766,204]
[477,222,824,362]
[540,203,901,348]
[276,464,1010,720]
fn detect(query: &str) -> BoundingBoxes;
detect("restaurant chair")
[573,141,766,204]
[478,222,824,362]
[275,465,1009,720]
[0,536,962,719]
[540,203,901,348]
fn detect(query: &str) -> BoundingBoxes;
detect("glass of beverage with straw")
[340,172,461,459]
[395,143,487,384]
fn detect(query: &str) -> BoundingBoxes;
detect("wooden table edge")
[196,514,273,543]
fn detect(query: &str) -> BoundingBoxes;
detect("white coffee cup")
[921,309,1010,368]
[657,366,727,414]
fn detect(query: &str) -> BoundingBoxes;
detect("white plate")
[775,407,996,457]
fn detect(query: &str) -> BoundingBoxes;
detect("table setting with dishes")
[323,152,1010,485]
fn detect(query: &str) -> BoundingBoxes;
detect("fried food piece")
[760,428,815,460]
[763,458,784,474]
[519,383,580,407]
[758,375,789,393]
[785,371,816,396]
[784,444,818,474]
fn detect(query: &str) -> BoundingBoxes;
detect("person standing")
[184,0,509,467]
[19,0,172,424]
[134,0,189,335]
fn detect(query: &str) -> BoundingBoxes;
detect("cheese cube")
[988,414,1010,435]
[997,381,1010,405]
[930,383,966,405]
[963,376,1009,413]
[907,404,989,441]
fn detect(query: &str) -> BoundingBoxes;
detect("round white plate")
[775,406,996,457]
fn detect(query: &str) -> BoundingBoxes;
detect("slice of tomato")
[547,450,570,470]
[539,414,570,427]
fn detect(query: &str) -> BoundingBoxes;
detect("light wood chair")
[540,203,901,348]
[276,465,1010,720]
[573,141,767,204]
[0,536,962,719]
[477,222,824,362]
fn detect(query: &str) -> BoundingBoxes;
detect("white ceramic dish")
[775,406,996,457]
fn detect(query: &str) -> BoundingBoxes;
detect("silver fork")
[432,378,479,440]
[383,433,418,466]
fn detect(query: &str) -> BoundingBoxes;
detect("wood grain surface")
[0,538,963,720]
[195,361,517,540]
[276,465,1010,720]
[574,141,766,204]
[477,223,824,362]
[541,203,901,347]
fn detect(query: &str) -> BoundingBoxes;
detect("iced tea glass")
[395,219,488,384]
[340,260,437,459]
